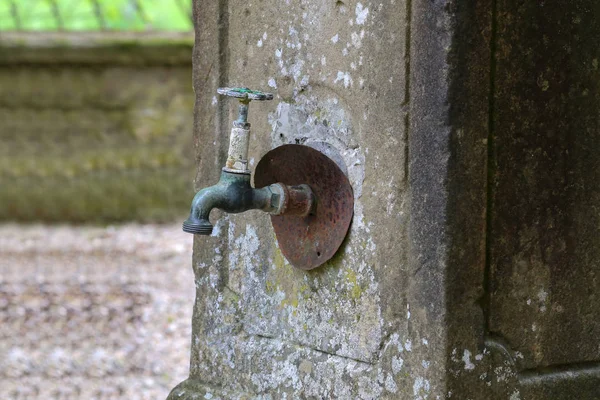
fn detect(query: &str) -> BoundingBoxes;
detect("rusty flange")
[255,144,354,270]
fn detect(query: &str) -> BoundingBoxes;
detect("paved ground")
[0,222,195,399]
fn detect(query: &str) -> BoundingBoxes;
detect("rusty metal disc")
[255,144,354,270]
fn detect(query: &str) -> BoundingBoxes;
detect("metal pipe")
[182,170,314,235]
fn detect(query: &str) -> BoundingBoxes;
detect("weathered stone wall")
[0,32,195,222]
[170,1,600,399]
[485,1,600,398]
[171,1,429,398]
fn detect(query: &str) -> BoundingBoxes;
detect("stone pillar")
[169,1,600,399]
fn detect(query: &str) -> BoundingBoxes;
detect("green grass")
[0,0,192,31]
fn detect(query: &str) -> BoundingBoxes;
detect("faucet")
[182,87,316,235]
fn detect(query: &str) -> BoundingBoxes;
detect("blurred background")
[0,1,196,398]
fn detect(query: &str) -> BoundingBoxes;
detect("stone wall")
[170,1,600,399]
[0,32,195,222]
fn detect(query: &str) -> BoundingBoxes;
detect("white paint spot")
[300,75,310,87]
[421,360,430,369]
[392,356,404,374]
[385,374,398,393]
[532,323,537,332]
[321,55,326,66]
[526,298,532,305]
[422,338,428,346]
[510,390,521,400]
[263,32,268,40]
[462,349,475,370]
[355,3,369,25]
[342,48,349,56]
[210,219,223,237]
[257,39,263,47]
[275,48,282,58]
[334,71,353,88]
[289,59,305,81]
[413,377,430,396]
[351,30,365,48]
[538,289,548,302]
[331,34,339,43]
[475,353,483,361]
[404,339,412,352]
[268,78,277,88]
[228,224,260,277]
[211,96,217,106]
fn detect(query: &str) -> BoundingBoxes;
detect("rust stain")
[255,144,354,270]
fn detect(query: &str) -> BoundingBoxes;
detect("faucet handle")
[217,86,273,173]
[217,87,273,101]
[217,88,273,125]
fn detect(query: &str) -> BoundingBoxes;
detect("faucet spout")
[183,171,273,235]
[182,180,228,235]
[183,170,316,236]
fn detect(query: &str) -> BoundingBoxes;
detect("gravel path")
[0,223,195,399]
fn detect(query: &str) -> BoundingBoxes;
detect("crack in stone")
[376,330,396,360]
[249,333,374,365]
[223,284,241,297]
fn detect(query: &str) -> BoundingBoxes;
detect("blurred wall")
[0,32,195,223]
